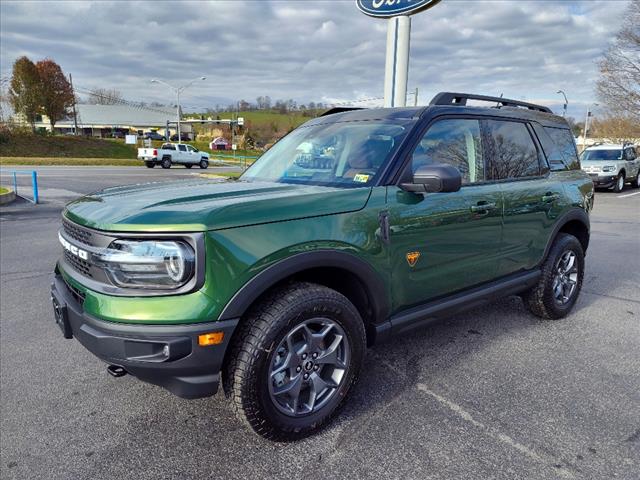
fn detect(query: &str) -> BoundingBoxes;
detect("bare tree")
[596,0,640,120]
[590,115,640,142]
[85,87,124,105]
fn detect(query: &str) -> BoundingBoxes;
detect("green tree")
[9,56,41,132]
[36,59,74,131]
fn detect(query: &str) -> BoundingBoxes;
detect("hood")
[64,179,372,232]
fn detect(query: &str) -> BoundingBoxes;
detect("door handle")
[542,193,560,203]
[470,202,496,213]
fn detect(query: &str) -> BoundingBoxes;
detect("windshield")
[581,149,622,161]
[241,120,413,187]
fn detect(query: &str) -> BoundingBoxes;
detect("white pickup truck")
[138,143,210,169]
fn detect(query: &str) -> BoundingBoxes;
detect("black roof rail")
[320,107,365,117]
[430,92,553,114]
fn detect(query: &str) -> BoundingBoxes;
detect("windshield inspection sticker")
[353,174,370,183]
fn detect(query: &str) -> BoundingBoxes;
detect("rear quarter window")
[543,127,580,170]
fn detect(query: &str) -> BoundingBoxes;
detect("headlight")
[95,240,195,289]
[602,166,616,172]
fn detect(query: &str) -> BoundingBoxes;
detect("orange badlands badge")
[406,251,420,267]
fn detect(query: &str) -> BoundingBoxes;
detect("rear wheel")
[523,233,584,319]
[223,282,366,440]
[633,172,640,189]
[161,157,171,169]
[199,159,209,169]
[145,161,155,168]
[613,173,625,193]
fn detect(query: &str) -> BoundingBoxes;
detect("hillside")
[0,132,137,158]
[187,109,322,145]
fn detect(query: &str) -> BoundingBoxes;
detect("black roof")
[311,92,568,129]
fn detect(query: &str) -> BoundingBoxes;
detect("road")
[1,167,639,480]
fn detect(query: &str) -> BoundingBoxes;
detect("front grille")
[64,250,93,277]
[62,276,86,305]
[62,219,95,246]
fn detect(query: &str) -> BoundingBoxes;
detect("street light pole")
[151,76,206,141]
[582,103,598,151]
[556,90,568,117]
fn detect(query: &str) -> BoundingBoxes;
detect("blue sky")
[0,0,631,119]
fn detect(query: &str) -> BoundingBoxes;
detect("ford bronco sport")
[580,143,640,192]
[51,92,593,440]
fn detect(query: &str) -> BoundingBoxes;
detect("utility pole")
[69,74,79,135]
[414,87,419,106]
[582,103,598,151]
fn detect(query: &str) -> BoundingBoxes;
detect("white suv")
[581,143,640,192]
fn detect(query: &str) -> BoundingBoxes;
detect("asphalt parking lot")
[1,167,639,480]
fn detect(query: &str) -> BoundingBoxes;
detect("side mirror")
[401,164,462,193]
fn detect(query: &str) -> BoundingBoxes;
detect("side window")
[625,148,636,160]
[485,120,540,180]
[544,127,580,170]
[186,145,196,152]
[178,145,187,152]
[410,119,484,184]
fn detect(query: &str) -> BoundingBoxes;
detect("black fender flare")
[540,207,590,263]
[218,250,390,323]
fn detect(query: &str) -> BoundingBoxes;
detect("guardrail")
[4,170,39,204]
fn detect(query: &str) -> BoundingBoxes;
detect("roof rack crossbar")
[430,92,552,113]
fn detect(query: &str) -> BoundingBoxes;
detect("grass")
[185,109,315,132]
[0,157,140,166]
[0,186,9,194]
[0,133,137,158]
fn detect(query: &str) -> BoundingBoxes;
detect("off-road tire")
[523,233,584,320]
[145,161,155,168]
[199,159,209,169]
[223,282,366,441]
[613,173,625,193]
[161,157,172,169]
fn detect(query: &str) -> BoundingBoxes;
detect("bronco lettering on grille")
[59,232,89,260]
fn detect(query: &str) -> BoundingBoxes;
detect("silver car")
[581,143,640,192]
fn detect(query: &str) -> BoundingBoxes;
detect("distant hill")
[185,109,323,146]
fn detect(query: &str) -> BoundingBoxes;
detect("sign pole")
[383,16,411,108]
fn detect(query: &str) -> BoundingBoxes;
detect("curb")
[0,190,16,205]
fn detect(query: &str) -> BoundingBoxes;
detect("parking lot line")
[416,383,576,479]
[617,191,640,198]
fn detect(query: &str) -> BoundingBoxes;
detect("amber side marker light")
[198,332,224,346]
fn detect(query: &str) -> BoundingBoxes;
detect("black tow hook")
[107,365,127,378]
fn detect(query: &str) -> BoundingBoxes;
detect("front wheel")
[223,282,366,440]
[199,159,209,169]
[613,173,625,193]
[523,233,584,319]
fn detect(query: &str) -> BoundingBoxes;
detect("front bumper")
[588,174,617,187]
[50,273,238,399]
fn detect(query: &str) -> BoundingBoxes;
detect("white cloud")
[0,0,631,118]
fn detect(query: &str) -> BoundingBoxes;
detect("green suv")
[51,92,593,439]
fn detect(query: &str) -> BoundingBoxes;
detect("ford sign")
[356,0,441,18]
